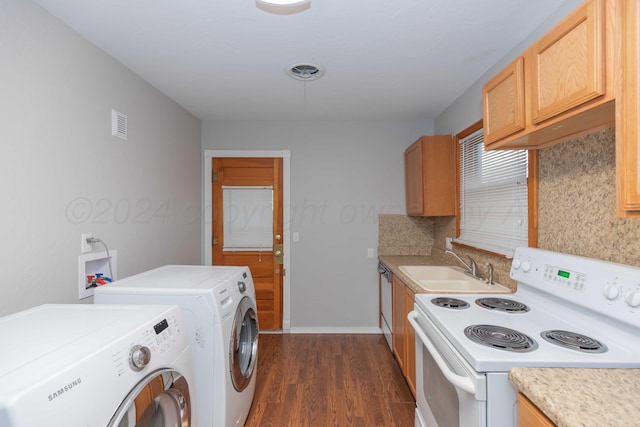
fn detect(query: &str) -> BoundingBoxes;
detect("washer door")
[109,369,191,427]
[230,296,259,392]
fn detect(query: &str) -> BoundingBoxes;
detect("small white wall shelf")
[78,250,117,300]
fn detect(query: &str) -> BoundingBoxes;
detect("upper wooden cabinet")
[483,57,526,144]
[531,0,606,124]
[482,0,615,150]
[616,0,640,217]
[404,135,456,217]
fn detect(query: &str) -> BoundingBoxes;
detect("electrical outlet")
[81,233,93,253]
[367,248,375,259]
[445,237,453,250]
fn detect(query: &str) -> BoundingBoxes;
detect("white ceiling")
[33,0,568,121]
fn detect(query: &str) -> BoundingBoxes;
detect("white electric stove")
[408,247,640,427]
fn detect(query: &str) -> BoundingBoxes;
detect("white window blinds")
[222,186,273,251]
[456,129,528,257]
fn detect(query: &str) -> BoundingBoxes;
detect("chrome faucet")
[445,250,480,279]
[485,262,494,285]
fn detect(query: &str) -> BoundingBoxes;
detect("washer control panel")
[111,313,182,376]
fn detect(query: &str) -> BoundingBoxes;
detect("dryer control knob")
[129,345,151,371]
[237,281,246,293]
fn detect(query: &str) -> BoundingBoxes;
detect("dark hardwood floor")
[245,333,416,427]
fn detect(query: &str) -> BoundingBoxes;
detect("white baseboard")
[285,327,383,334]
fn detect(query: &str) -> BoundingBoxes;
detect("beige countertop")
[379,254,513,294]
[509,367,640,427]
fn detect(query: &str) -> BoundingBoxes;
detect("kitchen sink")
[398,265,511,293]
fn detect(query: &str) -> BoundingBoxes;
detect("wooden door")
[212,158,284,330]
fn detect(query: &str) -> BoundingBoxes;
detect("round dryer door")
[109,369,191,427]
[230,296,259,392]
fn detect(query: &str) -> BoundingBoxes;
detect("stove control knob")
[603,285,620,300]
[625,290,640,308]
[129,345,151,372]
[512,259,521,270]
[521,261,531,273]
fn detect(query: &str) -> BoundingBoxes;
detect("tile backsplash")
[538,127,640,266]
[378,214,434,256]
[379,126,640,291]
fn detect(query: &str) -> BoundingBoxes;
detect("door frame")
[203,149,291,330]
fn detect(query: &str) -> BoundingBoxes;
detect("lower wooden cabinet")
[518,393,556,427]
[392,276,416,397]
[392,277,406,372]
[404,285,416,396]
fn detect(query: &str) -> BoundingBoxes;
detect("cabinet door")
[404,286,416,397]
[392,277,406,371]
[423,136,456,216]
[518,393,556,427]
[616,0,640,217]
[404,136,456,216]
[483,57,526,145]
[530,0,605,124]
[404,140,424,216]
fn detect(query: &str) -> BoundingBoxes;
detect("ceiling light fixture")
[255,0,310,14]
[257,0,309,5]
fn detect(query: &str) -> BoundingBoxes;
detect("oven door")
[408,307,487,427]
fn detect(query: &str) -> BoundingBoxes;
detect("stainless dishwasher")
[378,261,393,351]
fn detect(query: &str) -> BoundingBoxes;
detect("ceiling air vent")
[286,61,325,81]
[111,109,128,140]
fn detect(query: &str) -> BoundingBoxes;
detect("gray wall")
[0,0,202,316]
[202,120,433,330]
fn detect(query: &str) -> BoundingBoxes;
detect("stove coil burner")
[431,297,470,310]
[475,297,530,313]
[465,325,538,352]
[541,330,607,353]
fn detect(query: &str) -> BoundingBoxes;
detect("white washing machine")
[0,304,194,427]
[94,265,259,427]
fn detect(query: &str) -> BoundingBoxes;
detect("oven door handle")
[408,310,476,396]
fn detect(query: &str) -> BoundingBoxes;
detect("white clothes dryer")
[94,265,259,427]
[0,304,194,427]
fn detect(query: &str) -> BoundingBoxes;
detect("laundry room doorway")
[204,151,290,331]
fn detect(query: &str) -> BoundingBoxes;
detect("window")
[455,123,530,257]
[222,186,274,251]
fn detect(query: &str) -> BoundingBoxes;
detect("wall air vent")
[111,109,128,140]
